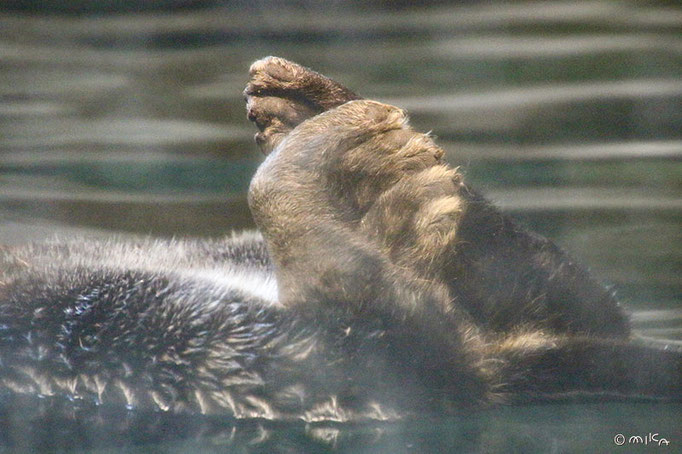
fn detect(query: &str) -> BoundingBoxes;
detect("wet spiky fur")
[0,57,680,429]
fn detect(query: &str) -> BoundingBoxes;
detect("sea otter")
[0,58,679,430]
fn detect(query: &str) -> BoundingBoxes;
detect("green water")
[0,0,680,452]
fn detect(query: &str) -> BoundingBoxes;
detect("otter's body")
[1,222,677,422]
[0,233,483,420]
[0,233,429,421]
[0,57,679,427]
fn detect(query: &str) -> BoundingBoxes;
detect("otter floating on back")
[0,58,680,431]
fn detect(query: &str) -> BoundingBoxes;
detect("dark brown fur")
[246,57,630,339]
[0,58,678,440]
[244,56,675,403]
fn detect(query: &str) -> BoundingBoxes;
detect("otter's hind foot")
[244,56,360,154]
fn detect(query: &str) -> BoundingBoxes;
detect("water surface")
[0,0,680,452]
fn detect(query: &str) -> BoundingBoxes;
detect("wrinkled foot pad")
[244,56,360,154]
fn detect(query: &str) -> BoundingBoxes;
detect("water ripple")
[2,119,247,147]
[444,141,682,161]
[433,35,682,58]
[0,1,679,41]
[488,188,682,212]
[386,79,682,113]
[0,101,75,117]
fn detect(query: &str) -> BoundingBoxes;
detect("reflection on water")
[0,0,680,451]
[5,399,681,453]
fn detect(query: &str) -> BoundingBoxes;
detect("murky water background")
[0,0,680,452]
